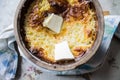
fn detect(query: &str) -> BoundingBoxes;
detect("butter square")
[54,41,74,61]
[43,13,63,33]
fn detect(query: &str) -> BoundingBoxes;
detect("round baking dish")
[14,0,104,71]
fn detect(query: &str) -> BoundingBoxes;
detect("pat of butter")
[54,41,74,61]
[43,13,63,33]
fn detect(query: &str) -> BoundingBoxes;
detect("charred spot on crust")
[69,2,89,18]
[48,0,68,14]
[74,47,86,56]
[61,1,91,21]
[29,11,48,27]
[30,47,44,58]
[29,47,54,63]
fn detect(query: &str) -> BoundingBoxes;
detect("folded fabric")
[0,24,18,80]
[0,16,120,80]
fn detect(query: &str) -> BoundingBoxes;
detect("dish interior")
[23,0,97,64]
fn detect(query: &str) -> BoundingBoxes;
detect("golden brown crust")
[28,0,92,27]
[24,0,97,63]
